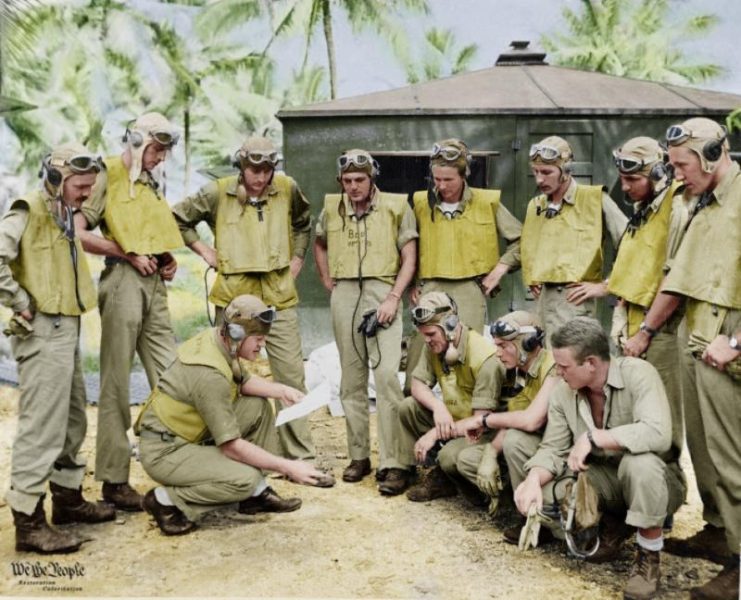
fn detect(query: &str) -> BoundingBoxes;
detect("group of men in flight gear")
[1,110,738,600]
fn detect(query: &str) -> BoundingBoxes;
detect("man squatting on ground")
[135,294,332,536]
[394,291,505,504]
[3,143,115,553]
[74,112,184,511]
[313,149,418,492]
[172,136,315,462]
[512,317,686,600]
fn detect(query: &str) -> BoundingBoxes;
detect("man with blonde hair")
[75,112,184,510]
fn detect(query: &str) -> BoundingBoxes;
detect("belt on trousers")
[542,282,571,290]
[104,256,128,267]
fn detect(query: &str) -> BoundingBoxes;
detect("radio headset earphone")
[702,130,727,162]
[39,155,63,188]
[225,322,246,342]
[122,122,144,148]
[648,161,668,182]
[440,293,461,365]
[521,326,545,353]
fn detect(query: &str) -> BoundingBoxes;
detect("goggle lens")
[150,130,179,147]
[613,154,644,174]
[431,143,463,161]
[256,307,277,324]
[338,153,372,170]
[67,154,102,173]
[490,320,520,340]
[665,125,690,146]
[529,144,561,162]
[411,305,451,325]
[245,151,278,166]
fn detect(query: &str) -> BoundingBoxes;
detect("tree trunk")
[321,0,337,99]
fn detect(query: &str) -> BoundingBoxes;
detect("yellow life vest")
[431,329,497,420]
[413,188,502,280]
[10,191,97,315]
[521,185,604,285]
[608,182,679,309]
[146,329,238,443]
[214,174,294,274]
[663,166,741,312]
[508,350,555,413]
[102,156,184,255]
[324,191,406,279]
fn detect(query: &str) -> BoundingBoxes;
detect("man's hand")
[199,245,218,269]
[565,282,607,306]
[455,414,484,442]
[528,284,542,300]
[158,252,178,281]
[414,429,438,464]
[622,330,651,357]
[289,256,304,278]
[376,295,399,326]
[432,404,456,440]
[284,460,330,486]
[476,443,501,499]
[567,432,592,472]
[277,385,304,407]
[514,476,544,516]
[127,254,158,276]
[18,308,34,322]
[480,263,508,297]
[703,334,740,371]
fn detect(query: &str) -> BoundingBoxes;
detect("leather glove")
[3,313,34,339]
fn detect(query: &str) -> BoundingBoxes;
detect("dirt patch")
[0,385,721,599]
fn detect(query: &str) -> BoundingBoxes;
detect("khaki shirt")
[525,357,672,477]
[0,208,32,312]
[413,328,504,412]
[429,183,522,268]
[140,349,252,446]
[172,174,312,260]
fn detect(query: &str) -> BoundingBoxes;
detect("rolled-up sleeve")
[524,385,573,477]
[471,355,505,411]
[172,182,220,246]
[495,202,522,269]
[0,207,31,312]
[290,181,312,259]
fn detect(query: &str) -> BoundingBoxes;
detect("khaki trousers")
[331,280,406,470]
[6,314,87,515]
[537,284,596,347]
[404,278,486,393]
[681,339,741,553]
[95,262,177,484]
[504,430,686,529]
[216,305,314,460]
[139,395,278,521]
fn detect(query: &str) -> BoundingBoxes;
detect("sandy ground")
[0,384,724,600]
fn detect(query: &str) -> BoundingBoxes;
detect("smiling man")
[74,112,185,512]
[314,149,418,493]
[521,136,627,344]
[2,142,115,554]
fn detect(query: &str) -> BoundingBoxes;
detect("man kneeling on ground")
[135,294,332,536]
[513,317,685,600]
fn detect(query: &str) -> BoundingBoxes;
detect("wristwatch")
[481,412,493,431]
[730,336,740,350]
[587,429,599,451]
[639,321,658,338]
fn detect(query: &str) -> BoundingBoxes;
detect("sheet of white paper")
[275,381,331,427]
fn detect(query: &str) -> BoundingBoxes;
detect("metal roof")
[278,63,741,119]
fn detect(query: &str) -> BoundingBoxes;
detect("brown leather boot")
[50,482,116,525]
[13,497,82,554]
[623,547,661,600]
[406,466,457,502]
[102,482,144,512]
[586,513,633,563]
[664,524,732,565]
[378,468,414,496]
[142,489,196,536]
[238,487,302,515]
[342,459,371,483]
[689,557,740,600]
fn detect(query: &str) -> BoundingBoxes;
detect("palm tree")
[541,0,722,85]
[198,0,430,99]
[405,27,478,84]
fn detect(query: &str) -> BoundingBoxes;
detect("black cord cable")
[203,265,216,326]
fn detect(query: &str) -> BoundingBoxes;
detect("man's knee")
[618,453,665,488]
[398,396,418,430]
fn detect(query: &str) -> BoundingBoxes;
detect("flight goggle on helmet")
[337,152,374,172]
[490,319,538,340]
[528,144,563,162]
[225,306,278,341]
[410,304,454,326]
[431,143,465,161]
[611,151,647,174]
[50,154,104,174]
[235,149,280,168]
